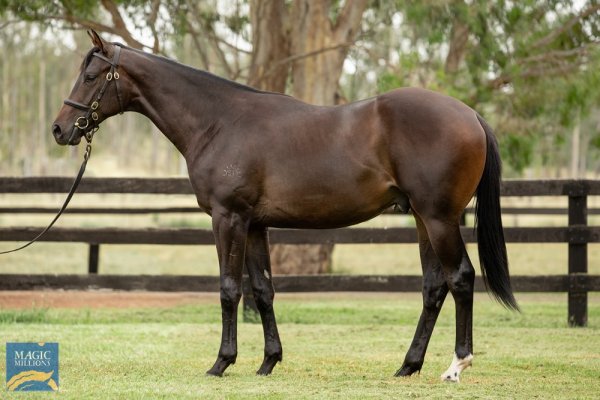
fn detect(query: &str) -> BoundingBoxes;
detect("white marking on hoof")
[441,353,473,383]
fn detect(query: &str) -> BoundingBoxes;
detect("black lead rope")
[0,142,92,255]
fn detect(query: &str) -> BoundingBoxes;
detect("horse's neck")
[127,52,240,158]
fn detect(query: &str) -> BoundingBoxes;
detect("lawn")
[0,293,599,399]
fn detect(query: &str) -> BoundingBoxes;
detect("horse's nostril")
[52,124,62,137]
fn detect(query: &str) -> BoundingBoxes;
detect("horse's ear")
[87,29,107,54]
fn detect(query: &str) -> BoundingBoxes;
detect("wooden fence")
[0,177,599,326]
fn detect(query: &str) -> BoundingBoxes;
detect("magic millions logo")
[5,343,59,391]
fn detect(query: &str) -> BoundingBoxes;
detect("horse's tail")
[475,113,520,311]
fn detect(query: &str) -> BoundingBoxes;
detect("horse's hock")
[270,244,334,274]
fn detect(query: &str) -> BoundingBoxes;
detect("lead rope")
[0,137,93,255]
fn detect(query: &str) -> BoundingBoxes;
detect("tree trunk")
[248,0,290,92]
[269,243,334,275]
[290,0,367,105]
[445,19,469,75]
[38,50,47,174]
[289,1,341,105]
[2,44,12,169]
[570,112,581,178]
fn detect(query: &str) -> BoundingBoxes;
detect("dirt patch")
[0,291,219,309]
[0,291,417,309]
[0,291,593,309]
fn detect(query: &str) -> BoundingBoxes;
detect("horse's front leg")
[245,226,282,375]
[206,211,249,377]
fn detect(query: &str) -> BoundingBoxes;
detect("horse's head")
[52,30,130,145]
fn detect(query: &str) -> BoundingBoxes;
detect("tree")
[247,0,289,92]
[1,0,161,51]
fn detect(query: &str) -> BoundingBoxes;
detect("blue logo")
[6,343,59,391]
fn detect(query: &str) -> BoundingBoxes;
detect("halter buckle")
[91,101,99,110]
[106,72,113,81]
[114,71,120,80]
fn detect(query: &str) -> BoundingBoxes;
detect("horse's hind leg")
[396,215,449,377]
[425,217,475,383]
[245,226,283,375]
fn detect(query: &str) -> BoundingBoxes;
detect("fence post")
[567,181,588,327]
[88,243,100,274]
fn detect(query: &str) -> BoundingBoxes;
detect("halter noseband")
[63,43,124,144]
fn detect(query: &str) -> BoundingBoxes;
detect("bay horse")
[52,31,518,382]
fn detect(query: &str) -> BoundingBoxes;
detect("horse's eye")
[84,74,97,83]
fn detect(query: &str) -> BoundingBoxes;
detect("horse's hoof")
[256,368,272,376]
[205,369,223,377]
[206,355,236,377]
[440,353,473,383]
[256,353,282,376]
[394,363,421,377]
[441,372,460,383]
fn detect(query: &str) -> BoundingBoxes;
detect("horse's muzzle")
[52,123,62,139]
[52,123,81,145]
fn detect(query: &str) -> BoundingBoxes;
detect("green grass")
[1,293,599,399]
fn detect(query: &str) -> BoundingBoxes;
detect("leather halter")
[63,44,124,144]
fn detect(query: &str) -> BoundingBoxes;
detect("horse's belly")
[254,142,401,228]
[256,186,398,229]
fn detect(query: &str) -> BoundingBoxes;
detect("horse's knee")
[422,283,446,312]
[253,285,275,312]
[220,277,242,308]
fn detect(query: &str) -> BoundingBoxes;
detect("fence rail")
[0,177,599,326]
[1,273,598,292]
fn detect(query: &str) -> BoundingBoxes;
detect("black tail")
[475,114,520,311]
